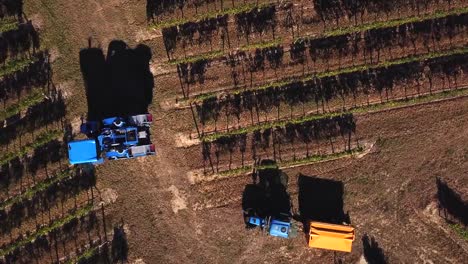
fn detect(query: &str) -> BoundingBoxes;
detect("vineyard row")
[0,51,50,104]
[170,6,468,68]
[152,1,274,29]
[215,146,363,177]
[201,86,468,142]
[0,130,61,166]
[0,91,66,146]
[0,203,94,258]
[192,47,468,128]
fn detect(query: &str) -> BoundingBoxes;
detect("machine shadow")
[298,174,349,234]
[80,40,154,120]
[242,160,291,228]
[436,177,468,226]
[362,234,388,264]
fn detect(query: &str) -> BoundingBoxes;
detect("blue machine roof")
[102,117,118,126]
[68,139,101,165]
[269,219,291,239]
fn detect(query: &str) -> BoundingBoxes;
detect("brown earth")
[17,0,468,263]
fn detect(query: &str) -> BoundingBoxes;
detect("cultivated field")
[1,0,467,263]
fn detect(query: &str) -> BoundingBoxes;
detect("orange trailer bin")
[309,221,355,252]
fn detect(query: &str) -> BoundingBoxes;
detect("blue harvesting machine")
[68,114,155,165]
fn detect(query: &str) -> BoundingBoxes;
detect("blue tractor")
[68,114,155,165]
[248,215,292,239]
[243,160,295,239]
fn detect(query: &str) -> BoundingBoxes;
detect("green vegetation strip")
[168,38,283,66]
[203,87,468,142]
[0,17,19,33]
[193,45,468,104]
[0,167,71,210]
[239,38,283,52]
[0,204,93,257]
[0,130,62,166]
[150,1,273,29]
[0,90,45,121]
[318,6,468,39]
[450,223,468,241]
[218,147,364,177]
[65,245,99,264]
[0,56,39,78]
[168,50,224,65]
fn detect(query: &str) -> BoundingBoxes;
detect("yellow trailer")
[308,221,355,252]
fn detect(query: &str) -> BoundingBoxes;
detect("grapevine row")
[174,9,468,98]
[194,47,468,128]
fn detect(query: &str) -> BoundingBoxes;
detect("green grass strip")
[0,90,45,121]
[218,147,364,177]
[203,87,468,142]
[0,56,38,78]
[239,38,283,52]
[150,1,273,29]
[168,50,224,65]
[278,146,364,168]
[193,45,468,104]
[0,204,93,257]
[168,38,283,66]
[0,168,71,210]
[65,245,99,264]
[352,87,468,113]
[0,17,19,33]
[0,130,62,167]
[450,223,468,241]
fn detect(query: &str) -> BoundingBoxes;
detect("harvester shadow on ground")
[80,40,154,120]
[436,177,468,226]
[362,234,388,264]
[242,161,291,228]
[297,174,349,234]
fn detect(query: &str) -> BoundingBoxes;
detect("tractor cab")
[248,214,292,239]
[68,139,103,165]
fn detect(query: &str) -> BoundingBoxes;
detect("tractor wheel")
[113,119,124,127]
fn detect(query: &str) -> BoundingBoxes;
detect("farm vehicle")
[243,161,355,252]
[243,160,295,239]
[67,114,155,165]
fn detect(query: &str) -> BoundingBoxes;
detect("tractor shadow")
[80,40,154,120]
[242,160,291,228]
[297,174,349,235]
